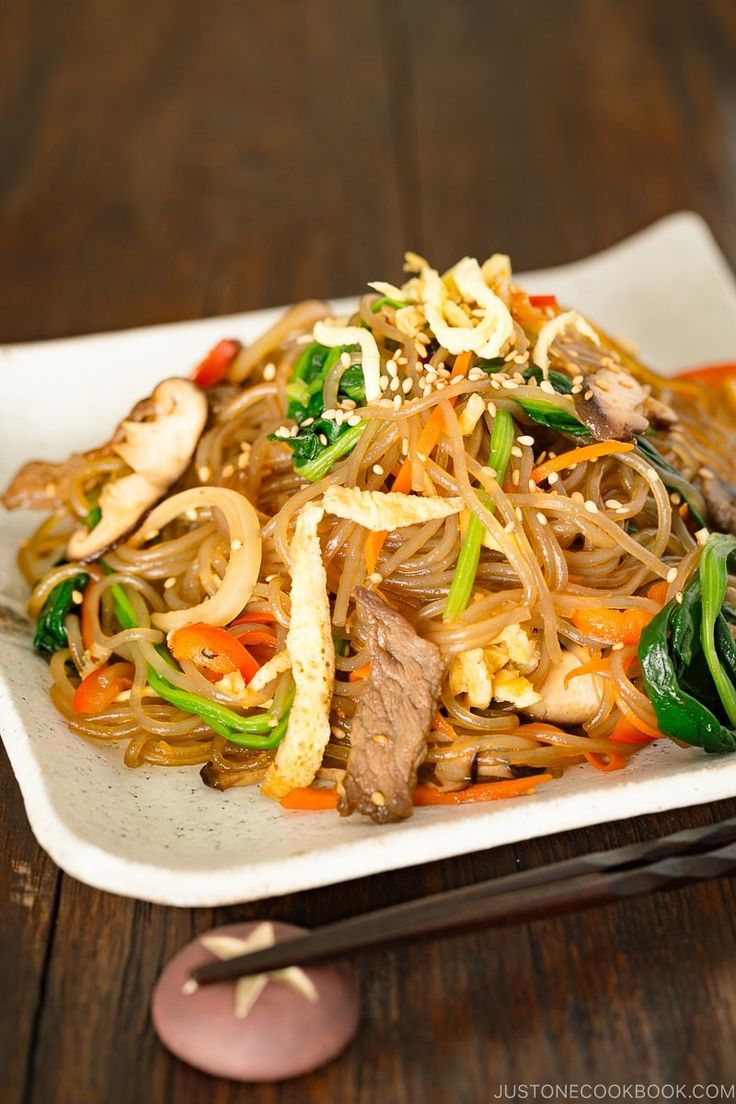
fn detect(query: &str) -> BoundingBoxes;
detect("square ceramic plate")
[2,212,736,906]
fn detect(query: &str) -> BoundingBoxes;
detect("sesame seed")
[512,469,520,486]
[528,479,537,492]
[347,414,361,427]
[675,591,683,604]
[318,433,329,446]
[71,590,83,605]
[402,378,413,394]
[379,376,389,391]
[238,452,249,469]
[322,408,337,420]
[198,466,211,482]
[372,464,384,476]
[262,362,277,381]
[340,351,352,367]
[518,435,535,447]
[435,380,446,390]
[572,375,584,386]
[539,381,555,395]
[487,401,497,416]
[290,425,299,437]
[390,377,400,392]
[231,539,243,552]
[536,512,548,526]
[571,491,585,504]
[393,394,402,410]
[584,389,593,401]
[485,467,497,479]
[695,527,710,546]
[611,642,624,652]
[670,493,681,505]
[504,520,516,533]
[547,472,559,486]
[301,417,314,427]
[605,499,623,509]
[185,509,198,521]
[222,463,234,479]
[515,506,524,521]
[341,399,357,410]
[510,446,523,458]
[502,379,519,390]
[369,572,382,584]
[666,567,678,583]
[164,577,177,589]
[334,410,345,426]
[584,499,598,513]
[386,360,398,378]
[371,791,386,807]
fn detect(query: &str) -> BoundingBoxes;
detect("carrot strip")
[413,773,553,805]
[616,697,661,740]
[564,655,608,688]
[646,580,669,607]
[431,712,459,740]
[676,362,736,387]
[232,629,278,649]
[571,606,653,647]
[609,716,658,745]
[531,440,635,484]
[230,610,279,625]
[365,351,472,572]
[280,787,339,810]
[584,752,629,772]
[348,664,371,683]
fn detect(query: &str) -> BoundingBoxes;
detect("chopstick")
[190,815,736,986]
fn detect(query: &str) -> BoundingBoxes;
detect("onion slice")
[130,487,262,632]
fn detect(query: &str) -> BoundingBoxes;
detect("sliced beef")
[2,452,100,511]
[338,587,444,824]
[703,474,736,535]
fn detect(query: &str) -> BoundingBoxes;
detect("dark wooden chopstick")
[190,815,736,986]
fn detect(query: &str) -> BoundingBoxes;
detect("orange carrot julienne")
[571,606,653,647]
[617,697,661,740]
[280,787,339,810]
[413,773,553,805]
[230,610,279,625]
[609,716,658,745]
[365,351,472,572]
[646,580,670,606]
[531,440,635,484]
[584,752,629,772]
[564,655,608,688]
[348,664,371,682]
[431,712,459,740]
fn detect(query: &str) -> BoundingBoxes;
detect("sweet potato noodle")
[7,250,736,818]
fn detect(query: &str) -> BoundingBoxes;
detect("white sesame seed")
[487,401,497,416]
[536,512,548,526]
[318,433,329,446]
[334,410,345,426]
[547,472,559,486]
[301,417,314,427]
[402,378,413,394]
[670,493,682,506]
[571,491,585,504]
[611,642,624,652]
[386,360,398,378]
[262,362,277,381]
[485,467,497,479]
[340,352,352,367]
[502,379,519,390]
[379,376,389,391]
[504,520,516,533]
[198,466,211,482]
[238,452,249,469]
[515,506,524,521]
[185,508,198,521]
[368,572,382,584]
[539,381,555,395]
[341,399,356,410]
[231,539,243,552]
[666,567,678,583]
[605,499,623,509]
[675,591,683,604]
[518,435,535,447]
[393,394,402,410]
[528,479,537,492]
[512,469,520,486]
[164,577,177,590]
[71,590,83,605]
[695,527,710,546]
[389,377,400,392]
[372,464,384,476]
[571,384,583,395]
[510,446,523,458]
[221,463,234,479]
[322,408,336,420]
[347,414,361,427]
[584,499,598,513]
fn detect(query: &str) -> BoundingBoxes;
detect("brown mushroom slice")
[574,367,651,441]
[66,378,207,561]
[703,474,736,535]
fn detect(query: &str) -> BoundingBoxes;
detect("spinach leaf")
[514,396,589,437]
[34,573,89,654]
[638,533,736,752]
[634,435,707,528]
[522,366,574,394]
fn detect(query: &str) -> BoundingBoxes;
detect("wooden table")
[2,2,736,1100]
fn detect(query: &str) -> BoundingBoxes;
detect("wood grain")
[2,0,736,1101]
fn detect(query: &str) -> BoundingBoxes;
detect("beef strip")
[338,587,444,824]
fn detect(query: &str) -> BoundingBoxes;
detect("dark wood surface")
[2,2,736,1101]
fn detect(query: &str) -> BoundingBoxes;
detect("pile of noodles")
[17,288,736,793]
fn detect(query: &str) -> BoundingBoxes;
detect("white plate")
[2,212,736,907]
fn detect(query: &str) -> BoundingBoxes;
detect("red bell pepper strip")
[191,339,242,388]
